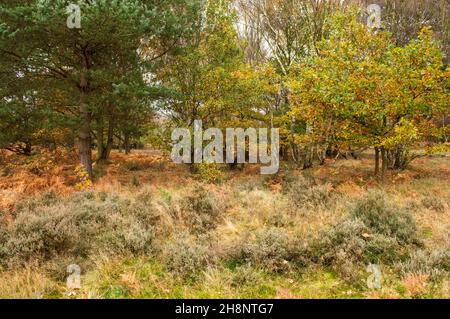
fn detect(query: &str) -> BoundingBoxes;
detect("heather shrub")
[94,219,155,256]
[181,186,222,233]
[239,227,296,272]
[13,190,61,212]
[312,218,402,280]
[163,233,210,279]
[232,264,263,287]
[285,178,333,210]
[1,204,94,265]
[0,223,8,263]
[405,200,421,212]
[396,249,450,281]
[312,192,421,281]
[0,192,159,267]
[131,175,140,187]
[421,196,446,213]
[350,190,420,245]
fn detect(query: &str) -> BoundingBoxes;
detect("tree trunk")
[326,144,339,159]
[96,116,105,161]
[381,146,388,182]
[104,119,114,159]
[124,132,131,155]
[301,122,314,169]
[380,116,388,181]
[79,101,94,181]
[302,146,314,169]
[374,147,380,176]
[290,119,299,163]
[387,146,410,170]
[79,73,94,181]
[97,117,114,161]
[317,146,326,165]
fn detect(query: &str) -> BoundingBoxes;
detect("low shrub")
[0,192,159,268]
[350,190,420,245]
[13,191,60,212]
[312,218,401,280]
[420,197,446,213]
[396,249,449,281]
[181,187,222,233]
[163,233,210,279]
[285,178,333,210]
[239,227,297,272]
[232,264,263,287]
[312,191,421,281]
[131,175,141,187]
[234,178,265,193]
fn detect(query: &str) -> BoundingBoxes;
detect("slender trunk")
[104,118,114,159]
[23,142,32,156]
[380,116,388,181]
[381,147,387,182]
[302,146,313,169]
[290,119,299,163]
[302,122,314,169]
[124,132,131,155]
[79,101,93,180]
[96,116,105,161]
[375,147,380,176]
[97,117,114,161]
[79,73,93,181]
[318,146,326,165]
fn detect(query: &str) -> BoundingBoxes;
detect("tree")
[0,0,200,179]
[381,0,449,63]
[236,0,344,167]
[289,10,449,179]
[0,60,49,155]
[155,1,247,154]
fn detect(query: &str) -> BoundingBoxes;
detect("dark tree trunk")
[23,142,32,155]
[326,144,339,159]
[387,146,410,170]
[375,147,380,176]
[104,119,114,159]
[290,120,299,163]
[124,132,131,155]
[301,146,314,169]
[79,101,94,181]
[96,116,105,161]
[381,146,388,182]
[97,117,114,161]
[79,73,94,181]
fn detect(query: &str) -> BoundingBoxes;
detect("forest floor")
[0,149,449,298]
